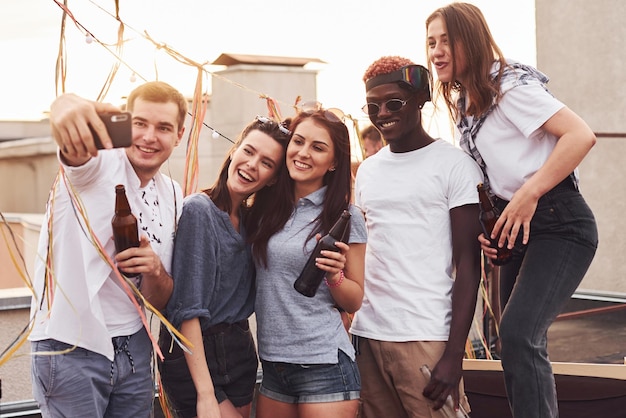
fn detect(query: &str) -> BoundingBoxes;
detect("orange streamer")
[182,67,208,196]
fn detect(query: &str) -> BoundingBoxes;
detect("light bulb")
[130,73,137,83]
[85,34,93,44]
[212,130,220,139]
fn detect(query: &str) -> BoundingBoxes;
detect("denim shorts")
[259,349,360,404]
[158,320,258,418]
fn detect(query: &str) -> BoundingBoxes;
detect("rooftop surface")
[547,298,626,364]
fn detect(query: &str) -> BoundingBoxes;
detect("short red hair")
[363,56,416,83]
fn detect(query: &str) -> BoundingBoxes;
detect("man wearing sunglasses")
[350,56,483,418]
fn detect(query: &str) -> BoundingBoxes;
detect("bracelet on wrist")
[325,270,345,288]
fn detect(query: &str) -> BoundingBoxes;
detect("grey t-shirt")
[254,187,367,364]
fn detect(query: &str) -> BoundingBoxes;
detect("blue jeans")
[496,178,598,418]
[31,327,154,418]
[259,349,361,404]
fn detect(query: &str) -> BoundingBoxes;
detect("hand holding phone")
[90,112,132,149]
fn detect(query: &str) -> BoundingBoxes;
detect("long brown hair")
[426,2,507,119]
[204,117,290,214]
[249,110,352,267]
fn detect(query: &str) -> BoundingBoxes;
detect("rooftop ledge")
[0,287,32,310]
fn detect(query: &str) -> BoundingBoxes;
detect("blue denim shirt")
[166,193,255,331]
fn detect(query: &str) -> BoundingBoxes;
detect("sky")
[0,0,536,135]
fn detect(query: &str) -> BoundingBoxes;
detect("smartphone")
[91,112,132,149]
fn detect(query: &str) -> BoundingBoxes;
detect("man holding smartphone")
[29,81,187,418]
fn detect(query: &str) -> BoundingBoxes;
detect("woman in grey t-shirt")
[248,105,367,418]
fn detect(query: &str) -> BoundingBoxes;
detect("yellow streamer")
[182,67,208,196]
[0,213,35,294]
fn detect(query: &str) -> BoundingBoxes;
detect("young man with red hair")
[350,56,483,417]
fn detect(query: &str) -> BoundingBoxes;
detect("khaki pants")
[356,338,470,418]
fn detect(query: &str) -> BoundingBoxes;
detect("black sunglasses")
[361,97,412,116]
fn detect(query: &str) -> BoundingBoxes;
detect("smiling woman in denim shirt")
[159,116,290,418]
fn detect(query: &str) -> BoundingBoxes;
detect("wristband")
[325,270,345,288]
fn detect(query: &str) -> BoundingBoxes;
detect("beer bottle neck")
[114,185,132,215]
[328,210,350,240]
[477,184,495,212]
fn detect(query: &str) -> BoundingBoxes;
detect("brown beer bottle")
[477,183,512,266]
[294,210,351,297]
[111,184,140,277]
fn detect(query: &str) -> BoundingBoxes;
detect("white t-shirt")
[350,140,483,341]
[473,83,565,201]
[29,149,182,360]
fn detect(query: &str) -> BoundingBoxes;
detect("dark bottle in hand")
[111,184,140,277]
[294,209,351,297]
[477,183,512,266]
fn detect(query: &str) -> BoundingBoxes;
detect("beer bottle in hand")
[477,183,512,266]
[112,184,140,277]
[294,210,351,297]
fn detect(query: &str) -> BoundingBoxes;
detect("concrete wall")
[536,0,626,295]
[536,0,625,134]
[0,138,58,214]
[577,139,626,295]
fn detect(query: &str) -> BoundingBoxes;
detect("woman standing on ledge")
[426,3,598,418]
